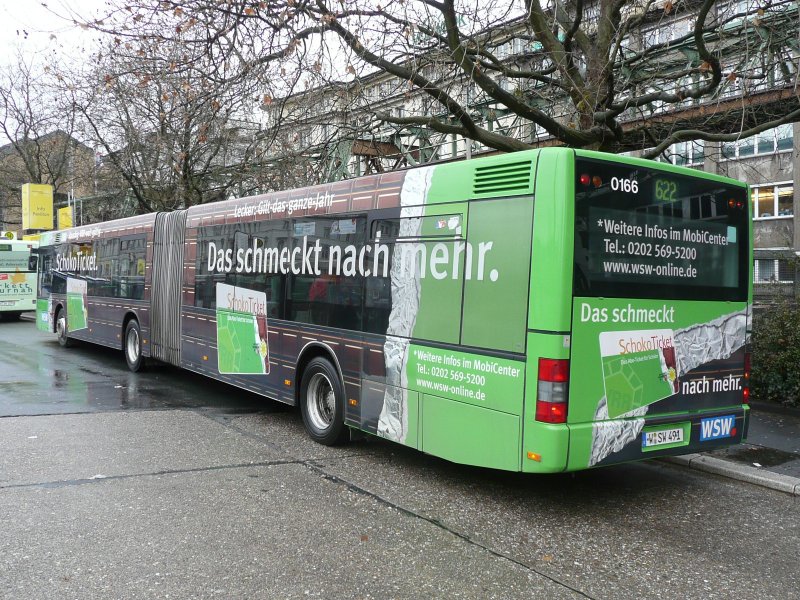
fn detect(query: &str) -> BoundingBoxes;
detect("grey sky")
[0,0,106,64]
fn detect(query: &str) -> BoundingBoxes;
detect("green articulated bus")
[35,148,752,472]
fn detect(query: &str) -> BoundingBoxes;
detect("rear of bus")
[0,240,38,320]
[526,149,750,472]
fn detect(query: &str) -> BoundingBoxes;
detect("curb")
[662,454,800,496]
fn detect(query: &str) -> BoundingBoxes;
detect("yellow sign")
[21,184,54,230]
[58,206,74,229]
[0,231,16,240]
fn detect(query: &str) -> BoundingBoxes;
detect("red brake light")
[536,401,567,424]
[538,358,569,382]
[579,174,590,186]
[536,358,569,424]
[743,351,751,404]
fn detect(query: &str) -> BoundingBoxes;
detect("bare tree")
[0,51,92,228]
[65,26,278,214]
[76,0,799,165]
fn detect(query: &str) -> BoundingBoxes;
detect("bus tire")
[299,357,347,446]
[124,319,146,372]
[56,308,73,348]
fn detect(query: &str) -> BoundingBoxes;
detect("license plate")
[642,426,684,449]
[0,301,14,306]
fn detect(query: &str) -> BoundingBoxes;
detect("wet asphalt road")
[0,318,798,599]
[0,318,271,417]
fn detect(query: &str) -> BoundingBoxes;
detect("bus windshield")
[573,157,749,302]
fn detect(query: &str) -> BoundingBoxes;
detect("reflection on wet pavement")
[0,320,281,417]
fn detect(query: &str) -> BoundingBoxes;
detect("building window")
[751,181,793,219]
[738,136,754,157]
[661,140,705,166]
[642,17,691,47]
[731,0,759,16]
[754,259,794,283]
[757,131,774,154]
[721,126,794,161]
[776,124,793,151]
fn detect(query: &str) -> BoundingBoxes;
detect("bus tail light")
[728,198,745,209]
[536,358,569,424]
[578,174,603,188]
[743,350,751,404]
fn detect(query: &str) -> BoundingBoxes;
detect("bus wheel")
[124,319,146,372]
[300,357,347,445]
[56,308,73,348]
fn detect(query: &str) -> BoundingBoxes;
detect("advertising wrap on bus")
[33,148,751,473]
[0,273,36,304]
[197,165,534,469]
[215,282,271,375]
[569,156,750,469]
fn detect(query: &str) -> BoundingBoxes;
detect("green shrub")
[751,301,800,407]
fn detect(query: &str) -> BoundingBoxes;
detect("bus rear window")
[573,157,748,301]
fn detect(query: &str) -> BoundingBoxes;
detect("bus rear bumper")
[564,405,749,471]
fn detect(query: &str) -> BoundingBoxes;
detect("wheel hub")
[307,373,335,431]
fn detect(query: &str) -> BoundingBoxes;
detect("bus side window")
[194,221,290,318]
[95,238,113,298]
[38,250,53,296]
[243,220,289,319]
[289,216,365,331]
[194,225,230,310]
[116,236,146,300]
[371,218,402,241]
[52,272,66,295]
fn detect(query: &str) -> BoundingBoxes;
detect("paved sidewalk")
[666,402,800,495]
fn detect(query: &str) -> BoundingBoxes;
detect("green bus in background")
[36,148,751,472]
[0,238,38,321]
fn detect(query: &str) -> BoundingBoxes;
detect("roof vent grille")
[473,160,533,196]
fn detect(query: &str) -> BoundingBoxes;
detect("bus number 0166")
[610,177,639,194]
